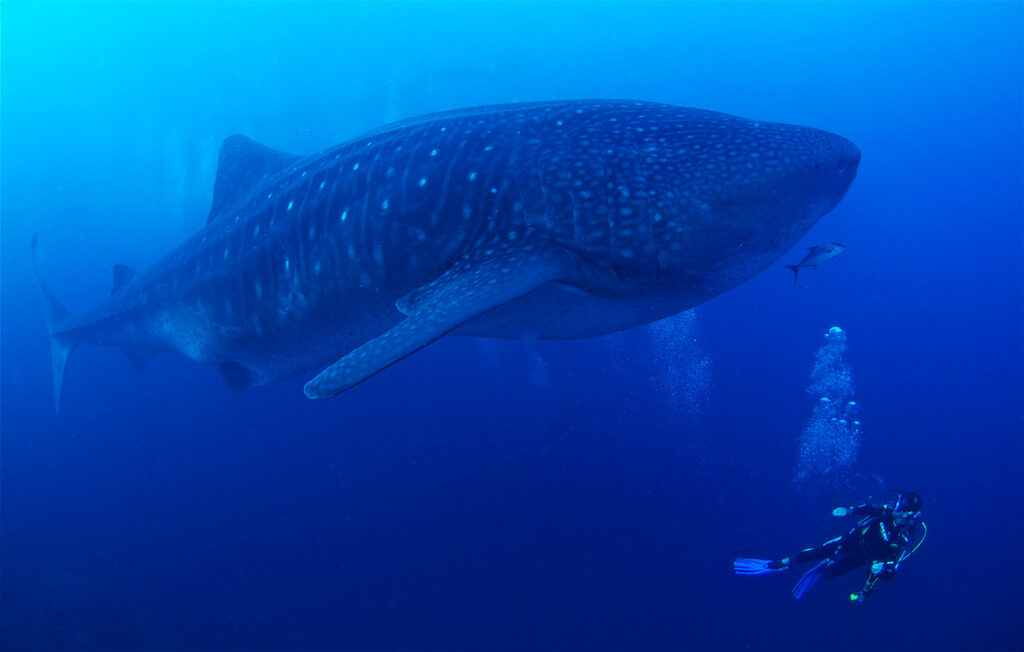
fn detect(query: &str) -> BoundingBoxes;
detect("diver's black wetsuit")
[735,492,924,601]
[792,503,917,593]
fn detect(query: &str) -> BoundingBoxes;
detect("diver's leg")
[822,553,866,579]
[792,535,844,563]
[769,535,841,570]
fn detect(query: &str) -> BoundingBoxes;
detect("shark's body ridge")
[35,100,860,408]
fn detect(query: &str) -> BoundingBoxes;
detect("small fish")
[785,242,846,282]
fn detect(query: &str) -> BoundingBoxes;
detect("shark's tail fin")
[31,235,76,412]
[785,264,800,283]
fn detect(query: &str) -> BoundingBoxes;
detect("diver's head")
[890,491,923,526]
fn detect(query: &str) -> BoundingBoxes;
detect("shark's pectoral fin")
[304,245,569,398]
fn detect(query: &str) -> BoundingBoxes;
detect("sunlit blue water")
[3,2,1021,649]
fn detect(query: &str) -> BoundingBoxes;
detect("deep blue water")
[2,2,1021,649]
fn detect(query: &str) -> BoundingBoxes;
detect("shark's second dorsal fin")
[208,135,301,222]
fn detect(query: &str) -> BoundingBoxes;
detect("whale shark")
[34,100,860,409]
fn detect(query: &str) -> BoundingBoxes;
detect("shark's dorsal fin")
[112,264,137,295]
[208,135,301,222]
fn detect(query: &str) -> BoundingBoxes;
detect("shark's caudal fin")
[31,235,75,412]
[785,264,800,283]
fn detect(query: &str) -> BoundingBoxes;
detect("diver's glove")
[849,592,865,603]
[832,506,849,517]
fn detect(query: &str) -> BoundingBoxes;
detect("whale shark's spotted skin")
[35,100,859,407]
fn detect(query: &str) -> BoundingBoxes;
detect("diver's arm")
[832,502,876,517]
[849,502,882,517]
[850,561,898,603]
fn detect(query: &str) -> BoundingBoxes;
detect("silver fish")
[785,242,847,282]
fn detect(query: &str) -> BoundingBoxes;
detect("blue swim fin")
[734,558,787,575]
[792,560,829,599]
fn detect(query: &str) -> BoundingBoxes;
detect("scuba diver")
[734,491,926,602]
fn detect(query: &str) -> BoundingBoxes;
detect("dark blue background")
[3,2,1021,649]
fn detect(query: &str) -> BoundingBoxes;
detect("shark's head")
[651,115,860,283]
[736,121,861,232]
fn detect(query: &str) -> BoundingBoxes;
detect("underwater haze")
[2,1,1022,650]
